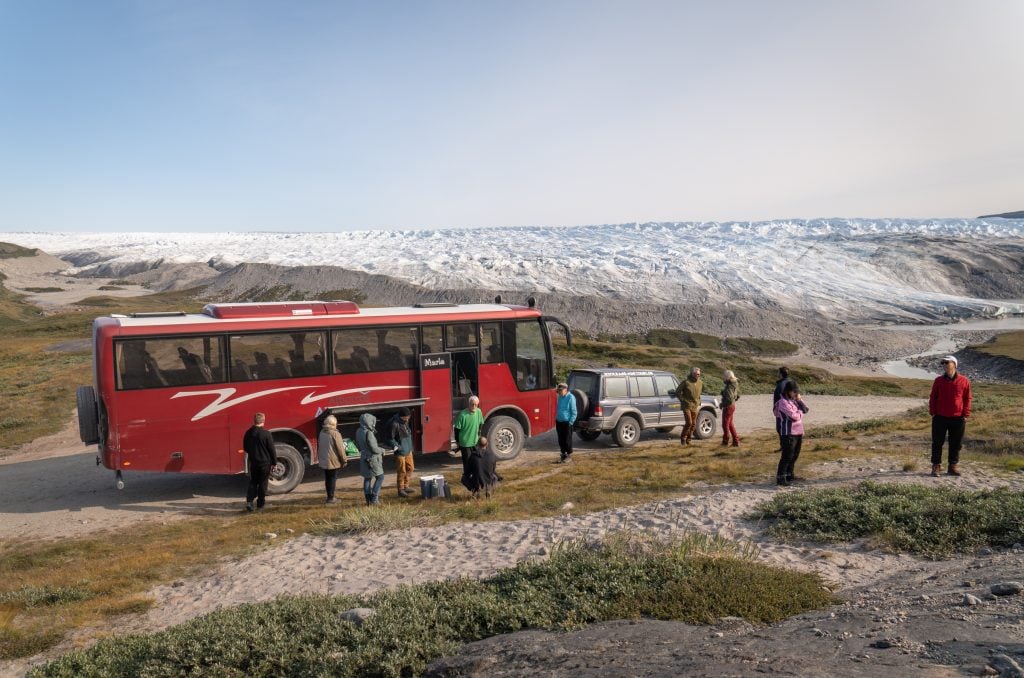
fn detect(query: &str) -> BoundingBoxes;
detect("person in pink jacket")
[772,382,809,486]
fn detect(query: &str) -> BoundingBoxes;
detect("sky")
[0,1,1021,232]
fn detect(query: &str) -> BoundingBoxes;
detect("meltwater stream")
[879,315,1024,379]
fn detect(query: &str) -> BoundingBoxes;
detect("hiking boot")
[930,464,941,477]
[325,497,336,504]
[245,502,254,512]
[947,464,961,477]
[732,440,740,447]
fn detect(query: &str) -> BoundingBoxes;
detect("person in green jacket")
[677,367,703,445]
[455,395,488,496]
[720,369,741,446]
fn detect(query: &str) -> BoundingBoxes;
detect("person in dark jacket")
[356,412,386,505]
[455,396,499,497]
[928,355,971,477]
[385,408,415,497]
[720,369,741,447]
[773,366,792,450]
[243,412,278,511]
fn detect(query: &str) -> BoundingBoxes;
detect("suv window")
[631,376,656,397]
[568,371,599,397]
[655,374,677,395]
[604,376,628,398]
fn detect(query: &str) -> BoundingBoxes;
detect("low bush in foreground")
[33,535,834,677]
[751,481,1024,558]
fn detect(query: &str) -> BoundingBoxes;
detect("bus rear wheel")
[483,416,524,461]
[267,443,304,494]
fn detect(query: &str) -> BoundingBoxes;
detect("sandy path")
[135,458,1021,635]
[0,395,925,542]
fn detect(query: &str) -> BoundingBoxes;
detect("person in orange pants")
[676,367,703,444]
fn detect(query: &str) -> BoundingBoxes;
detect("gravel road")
[0,395,925,542]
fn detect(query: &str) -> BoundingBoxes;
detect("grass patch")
[0,584,94,608]
[559,336,930,398]
[31,535,834,677]
[750,481,1024,558]
[21,287,64,293]
[311,503,442,534]
[0,242,37,259]
[96,285,125,291]
[972,330,1024,361]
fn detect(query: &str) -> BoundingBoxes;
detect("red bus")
[76,300,570,493]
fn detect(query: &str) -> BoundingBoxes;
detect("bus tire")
[76,386,100,445]
[613,416,640,448]
[694,409,717,440]
[483,415,524,461]
[576,429,601,441]
[267,443,304,494]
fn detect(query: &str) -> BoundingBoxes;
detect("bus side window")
[233,359,253,380]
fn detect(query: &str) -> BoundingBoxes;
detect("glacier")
[2,218,1023,324]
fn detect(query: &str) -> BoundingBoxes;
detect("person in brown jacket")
[677,367,703,445]
[317,415,346,504]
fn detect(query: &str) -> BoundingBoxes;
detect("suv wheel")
[613,416,640,448]
[694,409,717,440]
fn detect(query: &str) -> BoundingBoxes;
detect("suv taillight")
[594,406,603,416]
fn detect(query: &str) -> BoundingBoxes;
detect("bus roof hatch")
[202,301,360,319]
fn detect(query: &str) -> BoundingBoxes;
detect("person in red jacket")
[928,355,971,477]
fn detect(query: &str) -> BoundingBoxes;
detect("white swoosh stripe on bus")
[299,385,409,405]
[172,386,317,422]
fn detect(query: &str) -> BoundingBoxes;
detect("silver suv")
[567,368,719,447]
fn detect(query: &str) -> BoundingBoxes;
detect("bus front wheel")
[267,443,304,494]
[483,416,524,461]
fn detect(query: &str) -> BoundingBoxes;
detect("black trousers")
[931,415,965,465]
[247,463,271,508]
[556,421,573,458]
[323,468,338,500]
[777,435,803,481]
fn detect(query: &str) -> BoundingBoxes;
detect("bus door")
[418,352,453,452]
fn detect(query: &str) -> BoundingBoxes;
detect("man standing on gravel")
[554,382,577,462]
[677,367,703,445]
[243,412,277,511]
[929,355,971,477]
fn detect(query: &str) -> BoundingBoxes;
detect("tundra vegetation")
[1,260,1022,671]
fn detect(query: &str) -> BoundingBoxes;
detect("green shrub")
[33,536,834,677]
[750,481,1024,557]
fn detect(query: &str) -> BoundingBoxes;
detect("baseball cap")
[941,355,958,367]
